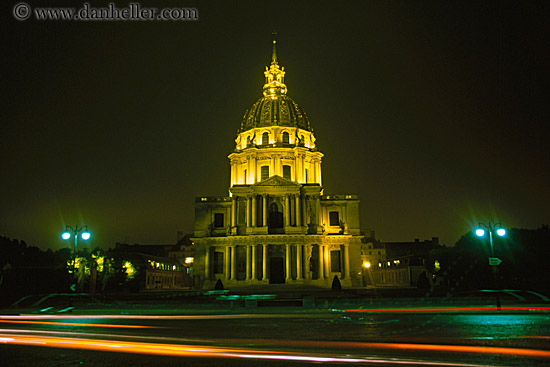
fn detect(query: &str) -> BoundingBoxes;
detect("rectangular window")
[243,169,247,184]
[329,211,339,226]
[330,250,341,272]
[213,252,224,274]
[261,166,269,181]
[305,168,308,183]
[283,165,291,180]
[214,213,224,228]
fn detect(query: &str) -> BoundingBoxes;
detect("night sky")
[2,1,549,250]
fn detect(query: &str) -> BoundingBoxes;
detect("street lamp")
[61,225,91,291]
[474,222,506,309]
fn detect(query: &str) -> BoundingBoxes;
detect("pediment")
[253,175,301,187]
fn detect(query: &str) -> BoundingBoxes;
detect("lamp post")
[475,222,506,310]
[62,225,91,291]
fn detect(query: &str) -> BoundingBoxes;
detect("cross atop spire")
[271,32,278,64]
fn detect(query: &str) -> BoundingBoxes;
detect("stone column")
[204,246,210,280]
[296,244,302,280]
[251,245,257,280]
[305,244,311,280]
[344,244,350,278]
[314,160,319,184]
[300,154,307,183]
[246,197,251,227]
[225,246,231,281]
[285,195,290,226]
[296,154,302,183]
[251,156,257,184]
[324,245,330,278]
[252,195,257,227]
[245,245,251,281]
[285,244,291,281]
[276,154,281,176]
[231,245,237,280]
[247,157,252,183]
[318,161,322,186]
[316,195,321,230]
[262,195,268,227]
[310,159,317,183]
[295,194,301,227]
[262,244,268,281]
[318,245,323,279]
[231,197,236,227]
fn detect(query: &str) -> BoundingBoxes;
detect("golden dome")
[239,40,312,133]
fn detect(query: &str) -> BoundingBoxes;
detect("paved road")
[1,307,549,366]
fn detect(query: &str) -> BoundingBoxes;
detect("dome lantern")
[263,40,287,98]
[239,39,312,133]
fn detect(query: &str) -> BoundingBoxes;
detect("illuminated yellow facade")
[229,41,323,187]
[193,40,364,289]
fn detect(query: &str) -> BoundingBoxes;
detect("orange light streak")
[1,334,549,361]
[360,342,550,359]
[193,338,550,358]
[0,334,288,358]
[0,334,499,366]
[0,320,156,329]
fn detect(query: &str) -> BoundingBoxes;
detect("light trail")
[0,313,321,320]
[3,327,548,352]
[0,320,157,329]
[0,333,497,366]
[186,338,550,359]
[344,306,550,313]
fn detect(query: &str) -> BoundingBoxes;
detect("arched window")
[262,132,269,145]
[282,131,289,144]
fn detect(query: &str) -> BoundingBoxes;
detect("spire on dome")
[263,35,287,99]
[271,32,278,64]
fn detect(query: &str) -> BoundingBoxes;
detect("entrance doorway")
[268,203,284,234]
[269,257,285,284]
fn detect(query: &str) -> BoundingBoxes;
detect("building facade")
[192,40,364,289]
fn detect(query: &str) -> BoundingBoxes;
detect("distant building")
[192,40,364,290]
[112,252,189,290]
[167,235,195,264]
[110,242,192,290]
[382,237,440,259]
[364,237,440,288]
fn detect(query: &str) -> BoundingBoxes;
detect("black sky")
[2,0,549,250]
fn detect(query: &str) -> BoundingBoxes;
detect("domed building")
[192,40,364,289]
